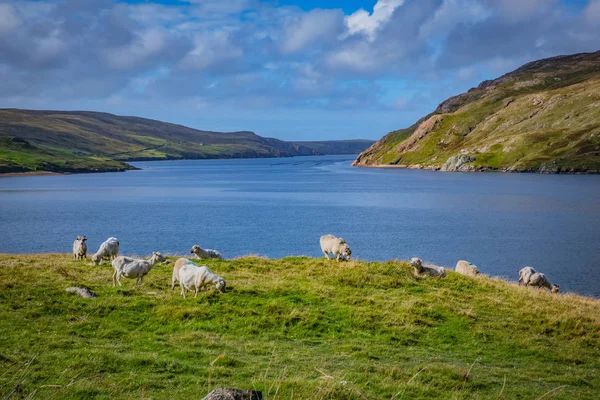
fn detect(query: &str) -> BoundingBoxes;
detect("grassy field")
[0,254,599,399]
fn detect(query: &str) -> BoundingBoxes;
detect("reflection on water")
[1,155,599,296]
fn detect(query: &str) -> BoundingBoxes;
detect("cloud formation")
[0,0,598,140]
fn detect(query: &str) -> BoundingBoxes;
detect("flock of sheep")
[71,233,560,296]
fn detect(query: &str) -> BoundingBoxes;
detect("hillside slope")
[0,109,373,174]
[353,51,600,173]
[1,254,599,399]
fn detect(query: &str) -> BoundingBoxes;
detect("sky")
[0,0,598,140]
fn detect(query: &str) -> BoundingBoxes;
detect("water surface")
[1,155,599,296]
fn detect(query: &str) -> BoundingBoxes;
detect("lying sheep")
[178,263,226,298]
[320,234,352,262]
[92,237,120,265]
[190,245,223,260]
[111,252,166,287]
[518,266,537,286]
[411,258,446,278]
[72,236,87,261]
[523,271,560,293]
[455,260,480,277]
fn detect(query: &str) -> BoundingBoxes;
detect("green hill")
[353,51,600,173]
[1,254,598,399]
[0,109,373,174]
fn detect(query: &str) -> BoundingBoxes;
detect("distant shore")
[0,171,67,178]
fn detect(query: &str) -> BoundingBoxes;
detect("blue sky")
[0,0,598,140]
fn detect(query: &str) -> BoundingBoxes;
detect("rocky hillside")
[0,109,373,174]
[353,51,600,173]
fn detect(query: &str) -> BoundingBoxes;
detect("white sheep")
[190,245,223,260]
[72,236,87,261]
[111,252,166,287]
[518,266,537,286]
[178,263,226,298]
[92,237,120,265]
[172,257,192,290]
[523,271,560,293]
[320,234,352,262]
[455,260,480,277]
[411,258,447,278]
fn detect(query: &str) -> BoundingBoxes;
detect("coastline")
[0,171,68,178]
[353,163,600,174]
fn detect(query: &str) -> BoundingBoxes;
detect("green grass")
[1,254,599,399]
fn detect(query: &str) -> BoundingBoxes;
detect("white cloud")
[280,8,344,54]
[419,0,491,39]
[104,29,167,70]
[345,0,404,40]
[179,30,243,71]
[489,0,557,21]
[0,3,21,35]
[583,0,600,24]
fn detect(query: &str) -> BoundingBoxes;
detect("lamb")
[523,271,560,293]
[92,237,120,265]
[178,263,226,298]
[411,258,446,278]
[190,245,223,260]
[111,252,166,287]
[455,260,480,277]
[72,236,87,261]
[320,234,352,262]
[518,266,537,286]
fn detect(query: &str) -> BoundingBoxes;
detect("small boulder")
[65,287,98,298]
[440,155,476,172]
[202,389,263,400]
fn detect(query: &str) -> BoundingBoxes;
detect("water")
[1,155,599,296]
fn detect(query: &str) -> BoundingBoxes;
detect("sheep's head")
[81,236,87,242]
[190,245,201,254]
[410,257,423,272]
[91,253,102,265]
[215,278,226,293]
[153,252,167,263]
[341,244,352,260]
[551,285,560,293]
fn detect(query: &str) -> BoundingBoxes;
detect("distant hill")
[353,51,600,173]
[0,109,374,174]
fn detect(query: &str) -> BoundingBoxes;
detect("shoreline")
[0,171,68,178]
[353,163,600,175]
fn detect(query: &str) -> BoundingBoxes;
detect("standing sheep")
[523,271,560,293]
[320,234,352,262]
[72,236,87,261]
[455,260,480,277]
[172,257,192,290]
[190,245,223,260]
[111,252,166,287]
[178,263,226,298]
[518,266,537,286]
[411,258,446,278]
[92,237,120,265]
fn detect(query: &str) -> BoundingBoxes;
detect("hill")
[1,254,599,399]
[0,109,373,174]
[353,51,600,173]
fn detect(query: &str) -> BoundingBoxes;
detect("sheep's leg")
[180,282,186,298]
[323,251,330,260]
[336,254,341,262]
[194,286,199,298]
[117,271,123,287]
[112,270,117,287]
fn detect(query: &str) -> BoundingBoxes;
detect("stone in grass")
[202,388,263,400]
[65,287,98,298]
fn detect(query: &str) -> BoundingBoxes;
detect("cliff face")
[353,51,600,173]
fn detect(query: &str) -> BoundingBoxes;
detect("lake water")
[1,155,599,296]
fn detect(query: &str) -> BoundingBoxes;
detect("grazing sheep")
[524,272,560,293]
[92,237,120,265]
[455,260,480,277]
[178,263,226,298]
[190,245,223,260]
[411,258,446,278]
[72,236,87,261]
[518,266,537,286]
[320,234,352,262]
[172,257,193,290]
[112,252,166,287]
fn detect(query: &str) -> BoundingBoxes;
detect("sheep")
[523,271,560,293]
[72,236,87,261]
[178,263,226,298]
[172,257,192,290]
[518,266,537,286]
[92,237,120,265]
[190,245,223,260]
[320,234,352,262]
[411,257,446,278]
[111,252,166,287]
[455,260,480,277]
